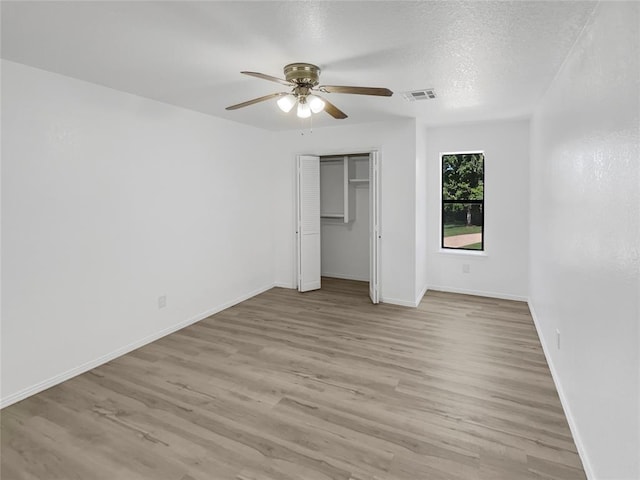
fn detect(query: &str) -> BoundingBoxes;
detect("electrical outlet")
[556,329,560,350]
[462,264,470,274]
[158,295,167,309]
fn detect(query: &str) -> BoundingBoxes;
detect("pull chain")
[300,114,314,136]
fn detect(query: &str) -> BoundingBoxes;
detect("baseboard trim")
[380,296,418,308]
[415,284,429,306]
[273,281,295,289]
[427,284,528,302]
[528,300,595,480]
[321,272,369,282]
[0,283,276,409]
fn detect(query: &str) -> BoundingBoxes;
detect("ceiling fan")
[225,63,393,120]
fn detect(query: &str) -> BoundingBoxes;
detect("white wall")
[1,60,277,407]
[272,119,418,306]
[424,119,530,300]
[415,123,428,302]
[529,3,639,479]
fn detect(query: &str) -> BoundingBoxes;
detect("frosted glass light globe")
[308,95,326,113]
[277,95,297,113]
[296,101,311,118]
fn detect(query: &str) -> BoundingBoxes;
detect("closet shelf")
[349,178,369,184]
[321,213,345,218]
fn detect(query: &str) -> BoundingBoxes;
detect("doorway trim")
[294,147,382,302]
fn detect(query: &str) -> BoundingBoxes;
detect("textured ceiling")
[1,1,597,131]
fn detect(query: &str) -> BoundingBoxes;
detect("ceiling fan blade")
[225,92,288,110]
[320,97,348,119]
[241,71,293,86]
[319,85,393,96]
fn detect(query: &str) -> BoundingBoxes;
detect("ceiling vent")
[402,89,436,101]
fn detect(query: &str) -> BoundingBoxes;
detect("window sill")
[437,249,488,258]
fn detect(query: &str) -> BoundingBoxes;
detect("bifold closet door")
[297,155,321,292]
[369,151,380,304]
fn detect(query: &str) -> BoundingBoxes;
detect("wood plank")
[0,278,586,479]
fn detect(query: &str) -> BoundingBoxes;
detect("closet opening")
[296,151,380,304]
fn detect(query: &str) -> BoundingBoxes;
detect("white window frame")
[438,150,487,257]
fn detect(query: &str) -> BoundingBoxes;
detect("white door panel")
[297,155,321,292]
[369,151,380,304]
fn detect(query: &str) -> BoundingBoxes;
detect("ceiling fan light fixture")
[308,95,326,114]
[227,62,392,120]
[277,94,297,113]
[296,101,311,118]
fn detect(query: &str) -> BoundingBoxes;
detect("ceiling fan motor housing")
[284,63,320,86]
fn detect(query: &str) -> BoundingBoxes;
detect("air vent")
[401,89,437,102]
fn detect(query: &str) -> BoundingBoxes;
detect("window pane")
[442,202,483,250]
[442,153,484,201]
[442,152,484,251]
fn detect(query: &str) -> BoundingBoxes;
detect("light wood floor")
[1,278,585,479]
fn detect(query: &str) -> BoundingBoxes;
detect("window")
[441,152,484,251]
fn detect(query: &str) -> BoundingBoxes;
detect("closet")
[320,154,369,281]
[297,151,380,303]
